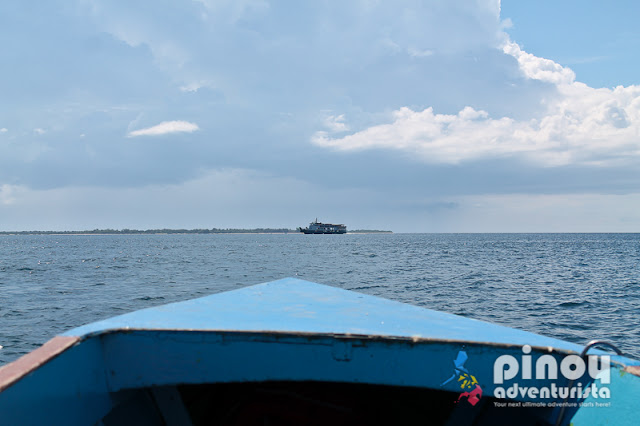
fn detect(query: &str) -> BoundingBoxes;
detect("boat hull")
[298,219,347,234]
[1,278,639,425]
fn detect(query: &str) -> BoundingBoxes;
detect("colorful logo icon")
[442,350,483,406]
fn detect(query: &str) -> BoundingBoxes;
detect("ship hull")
[300,229,347,234]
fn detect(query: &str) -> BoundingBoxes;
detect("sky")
[1,0,639,232]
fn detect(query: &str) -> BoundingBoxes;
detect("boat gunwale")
[0,336,80,393]
[71,327,636,359]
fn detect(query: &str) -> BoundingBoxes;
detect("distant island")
[0,228,392,235]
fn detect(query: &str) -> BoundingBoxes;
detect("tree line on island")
[0,228,392,235]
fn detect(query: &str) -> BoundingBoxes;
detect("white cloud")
[127,120,200,137]
[407,47,434,58]
[500,18,513,30]
[0,128,7,133]
[0,184,20,205]
[82,2,191,71]
[324,114,349,132]
[179,80,213,92]
[313,40,640,167]
[34,128,46,135]
[502,40,575,85]
[194,0,269,23]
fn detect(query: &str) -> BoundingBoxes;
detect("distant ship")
[297,219,347,234]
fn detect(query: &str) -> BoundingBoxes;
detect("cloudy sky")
[1,0,639,232]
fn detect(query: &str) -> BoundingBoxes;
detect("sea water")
[1,233,639,365]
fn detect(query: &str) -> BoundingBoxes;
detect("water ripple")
[1,233,639,365]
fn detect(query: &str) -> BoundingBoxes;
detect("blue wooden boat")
[0,278,638,425]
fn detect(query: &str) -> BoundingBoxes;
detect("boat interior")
[101,380,556,426]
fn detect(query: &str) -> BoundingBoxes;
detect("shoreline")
[0,230,393,236]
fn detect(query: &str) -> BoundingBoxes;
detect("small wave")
[557,300,590,308]
[135,296,166,302]
[349,285,384,291]
[567,322,591,331]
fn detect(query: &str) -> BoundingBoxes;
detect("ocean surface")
[1,233,639,366]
